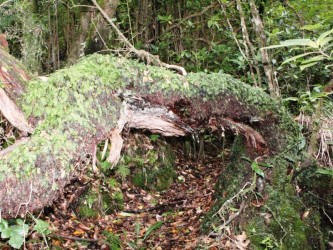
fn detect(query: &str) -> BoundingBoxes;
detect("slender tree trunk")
[249,0,279,97]
[236,0,261,87]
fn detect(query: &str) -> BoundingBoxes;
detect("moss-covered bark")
[0,53,321,248]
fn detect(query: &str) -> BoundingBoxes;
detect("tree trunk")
[67,0,120,64]
[249,0,280,97]
[236,0,262,87]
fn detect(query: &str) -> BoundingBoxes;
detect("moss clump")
[76,183,123,218]
[201,133,325,249]
[202,136,248,231]
[118,134,176,191]
[131,147,176,191]
[77,206,99,219]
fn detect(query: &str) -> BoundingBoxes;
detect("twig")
[323,208,333,226]
[0,0,13,7]
[101,138,108,160]
[51,234,98,242]
[91,20,109,50]
[91,0,187,76]
[219,1,247,62]
[165,2,218,32]
[0,137,30,159]
[15,182,33,217]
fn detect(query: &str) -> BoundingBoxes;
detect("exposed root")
[0,137,30,159]
[221,118,268,154]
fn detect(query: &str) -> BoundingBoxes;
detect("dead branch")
[0,89,33,133]
[0,137,30,159]
[91,0,187,76]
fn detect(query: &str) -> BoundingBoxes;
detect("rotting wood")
[0,52,296,218]
[0,88,33,133]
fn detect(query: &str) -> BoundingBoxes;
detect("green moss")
[202,136,247,231]
[76,184,121,218]
[117,135,176,191]
[78,206,99,219]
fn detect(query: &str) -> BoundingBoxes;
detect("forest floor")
[19,140,244,250]
[45,157,223,249]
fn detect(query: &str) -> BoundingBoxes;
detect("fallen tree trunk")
[0,50,322,248]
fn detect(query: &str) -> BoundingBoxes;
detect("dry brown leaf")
[73,229,85,236]
[78,223,90,231]
[235,231,250,250]
[302,209,310,220]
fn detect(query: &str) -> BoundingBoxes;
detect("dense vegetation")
[0,0,332,249]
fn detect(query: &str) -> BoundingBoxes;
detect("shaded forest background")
[1,0,332,95]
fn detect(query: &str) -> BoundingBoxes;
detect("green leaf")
[258,162,273,168]
[11,224,29,237]
[300,61,319,71]
[0,220,8,232]
[8,234,24,249]
[229,207,239,212]
[316,168,333,176]
[301,23,322,31]
[318,37,333,47]
[34,219,51,235]
[282,52,318,64]
[281,39,317,47]
[317,29,333,45]
[150,134,160,142]
[251,162,265,178]
[298,137,306,150]
[283,97,299,102]
[143,221,163,241]
[1,227,13,239]
[301,55,325,64]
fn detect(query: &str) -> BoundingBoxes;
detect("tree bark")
[249,0,280,97]
[235,0,262,87]
[67,0,120,64]
[0,47,33,133]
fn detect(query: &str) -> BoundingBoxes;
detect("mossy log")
[0,49,315,247]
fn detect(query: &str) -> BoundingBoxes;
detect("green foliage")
[316,168,333,176]
[143,221,163,241]
[0,219,28,249]
[149,134,160,142]
[125,221,163,249]
[33,219,51,235]
[128,142,176,191]
[0,218,50,249]
[115,164,131,180]
[265,28,333,70]
[103,231,122,250]
[284,85,332,114]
